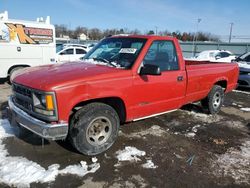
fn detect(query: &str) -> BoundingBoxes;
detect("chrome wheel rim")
[86,116,112,146]
[212,91,221,109]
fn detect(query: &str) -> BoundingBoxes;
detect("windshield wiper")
[93,57,116,67]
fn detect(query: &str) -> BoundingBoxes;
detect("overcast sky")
[1,0,249,39]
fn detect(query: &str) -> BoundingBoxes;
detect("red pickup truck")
[9,35,239,155]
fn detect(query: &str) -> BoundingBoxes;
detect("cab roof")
[110,34,176,41]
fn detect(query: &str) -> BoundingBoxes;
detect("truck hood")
[13,61,126,90]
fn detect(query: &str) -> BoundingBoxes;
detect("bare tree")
[55,24,68,37]
[55,24,220,42]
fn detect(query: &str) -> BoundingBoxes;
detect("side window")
[76,49,87,54]
[60,49,74,55]
[143,40,179,71]
[245,55,250,62]
[220,52,230,58]
[209,52,215,58]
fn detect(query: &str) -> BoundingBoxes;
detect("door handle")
[177,76,184,82]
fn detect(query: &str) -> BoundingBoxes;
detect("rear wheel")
[201,85,224,114]
[69,103,120,155]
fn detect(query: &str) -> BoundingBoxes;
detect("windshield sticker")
[119,48,137,54]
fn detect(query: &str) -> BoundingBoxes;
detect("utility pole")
[68,21,71,43]
[155,26,158,35]
[192,18,202,57]
[229,22,234,43]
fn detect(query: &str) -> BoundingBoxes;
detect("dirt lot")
[0,81,249,188]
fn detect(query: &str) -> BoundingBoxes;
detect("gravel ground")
[0,81,249,188]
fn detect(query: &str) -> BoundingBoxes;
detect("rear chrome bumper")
[8,96,68,140]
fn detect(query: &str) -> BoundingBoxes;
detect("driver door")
[131,40,186,119]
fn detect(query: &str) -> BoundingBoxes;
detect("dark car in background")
[234,52,250,88]
[238,68,250,88]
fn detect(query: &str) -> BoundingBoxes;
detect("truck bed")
[185,60,229,65]
[183,60,239,104]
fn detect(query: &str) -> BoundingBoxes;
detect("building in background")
[78,33,88,41]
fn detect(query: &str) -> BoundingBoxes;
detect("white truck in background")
[0,11,56,79]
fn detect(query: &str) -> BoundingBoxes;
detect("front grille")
[12,83,58,122]
[13,84,32,98]
[13,83,33,112]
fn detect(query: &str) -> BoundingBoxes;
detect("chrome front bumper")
[8,96,68,140]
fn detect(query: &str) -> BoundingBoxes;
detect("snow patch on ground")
[141,160,158,169]
[91,157,98,163]
[211,140,250,184]
[0,119,15,138]
[185,132,196,138]
[232,103,243,108]
[240,108,250,112]
[60,161,100,177]
[133,125,166,137]
[185,125,201,138]
[233,90,250,95]
[121,125,167,138]
[115,147,157,170]
[116,146,146,162]
[191,124,201,133]
[183,110,222,123]
[0,119,100,188]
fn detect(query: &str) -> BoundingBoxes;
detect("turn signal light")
[46,95,54,110]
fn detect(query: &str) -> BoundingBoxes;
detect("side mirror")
[140,64,161,76]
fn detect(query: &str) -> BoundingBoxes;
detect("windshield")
[238,52,250,61]
[83,37,147,69]
[56,44,63,53]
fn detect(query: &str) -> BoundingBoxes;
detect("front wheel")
[69,103,120,155]
[201,85,224,114]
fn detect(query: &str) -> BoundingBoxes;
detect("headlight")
[32,92,56,116]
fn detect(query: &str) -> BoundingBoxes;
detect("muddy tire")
[69,103,120,155]
[201,85,224,114]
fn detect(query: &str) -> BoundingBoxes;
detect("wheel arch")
[8,64,30,75]
[214,79,227,91]
[70,97,127,124]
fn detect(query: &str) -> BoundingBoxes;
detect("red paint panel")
[13,35,239,124]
